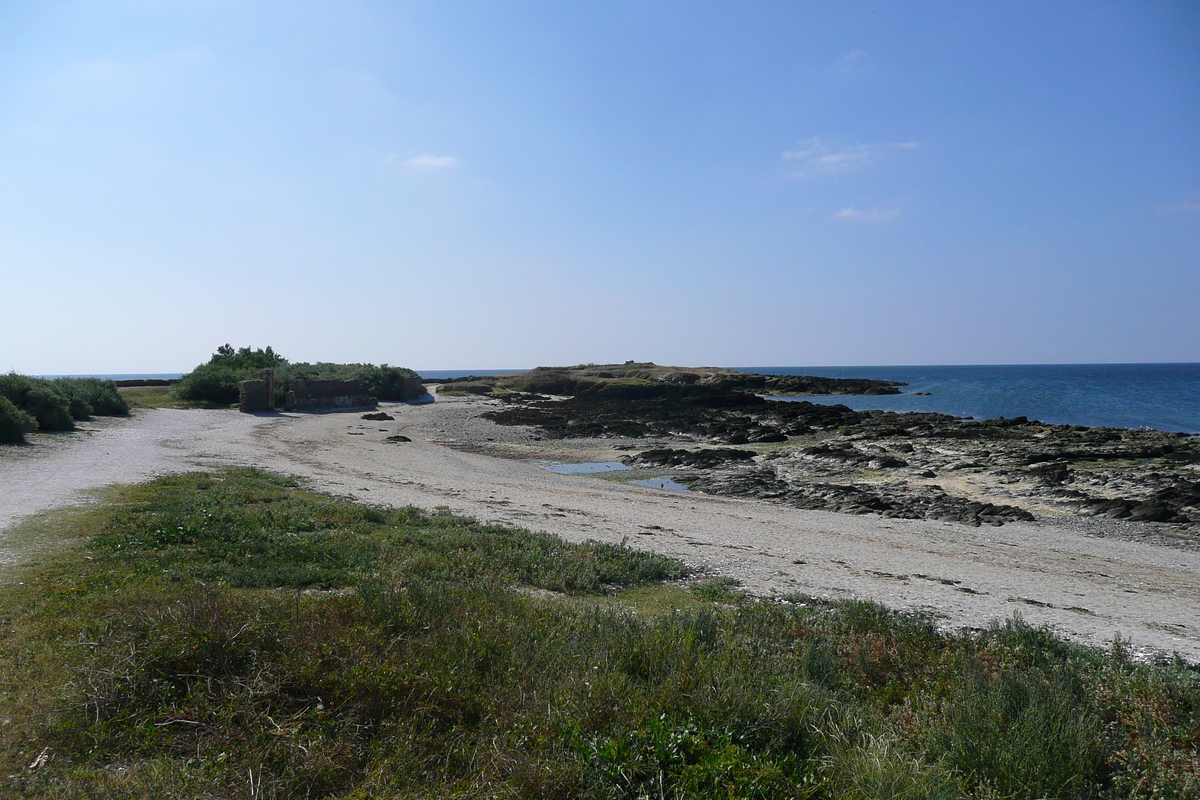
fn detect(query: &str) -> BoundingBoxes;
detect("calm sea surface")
[418,370,524,380]
[735,364,1200,434]
[40,374,185,381]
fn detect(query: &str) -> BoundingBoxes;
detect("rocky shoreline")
[469,365,1200,541]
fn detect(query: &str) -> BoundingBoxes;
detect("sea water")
[735,363,1200,434]
[538,461,630,474]
[629,477,692,492]
[37,373,185,381]
[418,370,526,380]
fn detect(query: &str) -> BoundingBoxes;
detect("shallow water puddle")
[537,461,631,474]
[535,461,691,492]
[629,477,692,493]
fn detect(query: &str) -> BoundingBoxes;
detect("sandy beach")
[2,393,1198,662]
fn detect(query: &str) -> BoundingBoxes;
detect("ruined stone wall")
[238,369,277,413]
[238,380,272,413]
[285,379,375,412]
[403,376,428,400]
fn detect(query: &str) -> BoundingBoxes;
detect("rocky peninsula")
[467,363,1200,541]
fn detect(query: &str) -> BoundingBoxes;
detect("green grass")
[117,385,209,409]
[1,468,1198,799]
[691,575,746,601]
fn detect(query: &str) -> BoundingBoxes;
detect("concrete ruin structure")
[239,370,425,413]
[237,369,276,413]
[399,376,428,401]
[284,379,375,412]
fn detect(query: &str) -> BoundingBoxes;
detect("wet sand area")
[3,393,1199,661]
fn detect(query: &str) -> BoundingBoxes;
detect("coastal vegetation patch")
[117,384,208,409]
[173,344,426,407]
[2,468,1198,798]
[0,374,129,443]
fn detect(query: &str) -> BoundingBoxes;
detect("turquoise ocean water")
[735,363,1200,434]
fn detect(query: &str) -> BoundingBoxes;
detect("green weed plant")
[0,469,1197,798]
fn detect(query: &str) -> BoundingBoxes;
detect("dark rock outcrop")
[685,466,1035,526]
[622,448,757,469]
[484,379,1200,532]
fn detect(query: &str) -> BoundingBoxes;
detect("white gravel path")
[3,395,1198,662]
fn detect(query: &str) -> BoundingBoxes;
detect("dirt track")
[3,396,1198,661]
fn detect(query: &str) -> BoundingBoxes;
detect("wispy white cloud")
[783,137,918,176]
[829,50,868,75]
[387,154,459,169]
[1153,194,1200,214]
[832,207,900,222]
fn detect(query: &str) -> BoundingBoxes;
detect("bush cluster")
[0,395,36,443]
[0,374,128,442]
[172,344,288,406]
[284,362,424,402]
[173,345,424,406]
[51,377,132,417]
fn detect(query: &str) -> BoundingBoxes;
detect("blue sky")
[2,1,1198,372]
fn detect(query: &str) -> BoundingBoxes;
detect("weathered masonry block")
[402,376,427,400]
[238,369,277,413]
[238,380,271,412]
[285,379,375,412]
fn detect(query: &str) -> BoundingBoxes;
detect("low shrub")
[0,395,36,443]
[50,377,129,417]
[171,363,247,406]
[0,374,74,431]
[22,387,75,430]
[0,374,127,432]
[353,363,423,401]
